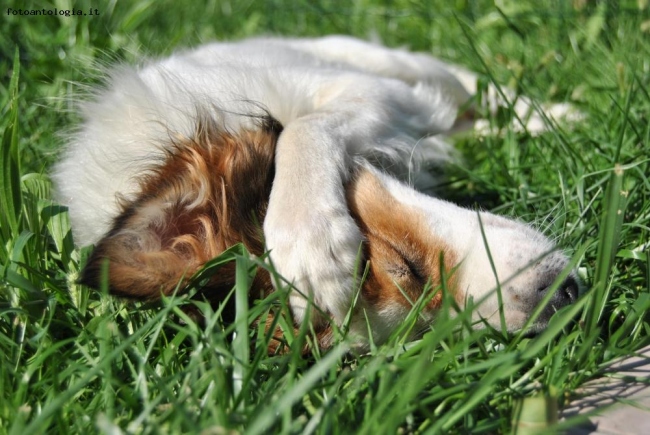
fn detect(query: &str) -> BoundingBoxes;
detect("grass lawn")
[1,0,649,433]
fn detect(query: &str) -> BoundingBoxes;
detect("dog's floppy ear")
[81,185,218,299]
[81,116,280,300]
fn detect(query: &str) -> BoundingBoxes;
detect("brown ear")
[81,188,216,299]
[81,116,280,301]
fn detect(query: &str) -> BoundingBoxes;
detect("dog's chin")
[476,308,556,337]
[516,321,549,337]
[487,309,573,338]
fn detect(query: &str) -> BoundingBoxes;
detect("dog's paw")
[264,203,363,327]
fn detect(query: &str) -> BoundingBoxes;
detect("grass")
[1,0,649,433]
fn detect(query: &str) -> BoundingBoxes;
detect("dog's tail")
[445,64,584,135]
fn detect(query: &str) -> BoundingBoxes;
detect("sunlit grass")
[1,0,649,433]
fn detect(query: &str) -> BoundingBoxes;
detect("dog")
[52,36,580,350]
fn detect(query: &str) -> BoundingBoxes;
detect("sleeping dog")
[53,36,580,349]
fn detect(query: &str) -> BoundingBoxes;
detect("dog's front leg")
[262,68,461,329]
[264,114,363,328]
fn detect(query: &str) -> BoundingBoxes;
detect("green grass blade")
[232,251,253,411]
[16,308,173,434]
[585,164,626,334]
[0,49,22,262]
[246,345,347,435]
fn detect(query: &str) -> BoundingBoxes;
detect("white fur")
[53,36,577,333]
[365,166,574,336]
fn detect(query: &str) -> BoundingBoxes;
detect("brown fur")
[82,115,459,349]
[347,171,459,312]
[81,115,280,307]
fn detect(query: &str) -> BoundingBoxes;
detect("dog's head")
[81,116,579,349]
[345,165,579,345]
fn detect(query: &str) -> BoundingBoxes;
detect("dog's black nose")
[536,273,581,318]
[558,275,580,303]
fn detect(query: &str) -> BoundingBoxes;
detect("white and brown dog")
[53,36,580,349]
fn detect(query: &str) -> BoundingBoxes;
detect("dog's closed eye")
[346,169,459,311]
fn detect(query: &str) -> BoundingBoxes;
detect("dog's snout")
[537,273,580,306]
[532,271,580,325]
